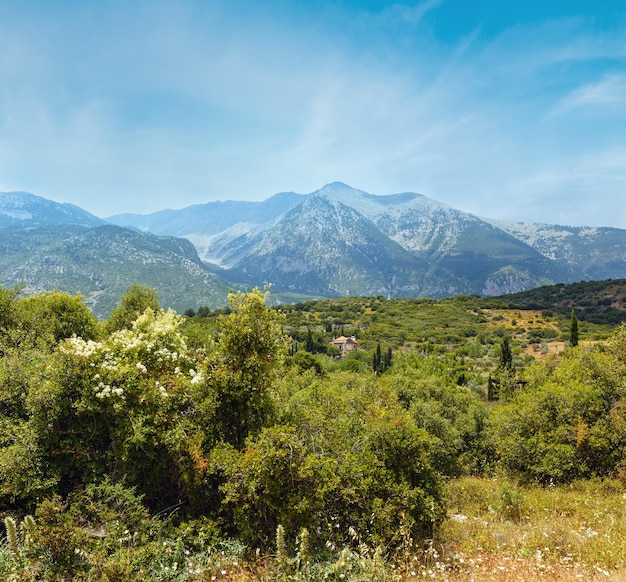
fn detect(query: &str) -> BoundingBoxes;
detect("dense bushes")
[0,286,449,575]
[492,330,626,482]
[213,372,444,550]
[384,354,493,476]
[2,284,626,578]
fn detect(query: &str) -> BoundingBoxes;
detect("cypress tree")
[372,343,381,373]
[305,328,315,353]
[569,309,579,347]
[499,336,513,371]
[384,346,392,371]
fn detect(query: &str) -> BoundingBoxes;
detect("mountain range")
[0,192,228,317]
[3,183,626,316]
[108,182,626,298]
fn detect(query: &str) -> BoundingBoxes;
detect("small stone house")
[331,335,358,358]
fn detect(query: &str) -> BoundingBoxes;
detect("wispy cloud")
[1,1,626,227]
[380,0,443,26]
[552,73,626,116]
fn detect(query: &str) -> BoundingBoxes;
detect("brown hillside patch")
[524,340,565,360]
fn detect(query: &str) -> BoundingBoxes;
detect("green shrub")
[491,328,626,483]
[211,373,444,551]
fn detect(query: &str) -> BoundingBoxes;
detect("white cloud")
[552,73,626,116]
[1,2,626,228]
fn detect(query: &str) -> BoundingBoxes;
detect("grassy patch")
[433,476,626,581]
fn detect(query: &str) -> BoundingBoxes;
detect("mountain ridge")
[5,184,626,306]
[109,182,567,297]
[0,191,105,228]
[0,192,232,316]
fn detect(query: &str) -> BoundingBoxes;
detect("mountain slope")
[0,224,230,317]
[107,191,307,264]
[484,219,626,281]
[107,182,561,297]
[0,191,105,228]
[222,193,429,296]
[301,183,553,296]
[499,278,626,324]
[7,185,626,307]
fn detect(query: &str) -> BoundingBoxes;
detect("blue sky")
[1,1,626,227]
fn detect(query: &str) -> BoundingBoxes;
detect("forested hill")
[499,278,626,324]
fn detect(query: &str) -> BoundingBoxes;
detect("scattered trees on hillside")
[2,281,626,577]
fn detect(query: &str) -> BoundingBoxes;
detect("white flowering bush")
[3,288,288,519]
[60,308,197,412]
[47,308,207,507]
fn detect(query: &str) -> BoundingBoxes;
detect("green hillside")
[0,225,230,317]
[1,283,625,580]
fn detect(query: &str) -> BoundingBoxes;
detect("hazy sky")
[1,1,626,227]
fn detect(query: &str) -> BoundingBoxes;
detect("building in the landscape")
[331,335,358,358]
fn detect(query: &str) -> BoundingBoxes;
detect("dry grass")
[427,477,626,582]
[180,477,626,581]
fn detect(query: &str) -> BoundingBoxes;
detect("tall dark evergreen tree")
[569,309,579,347]
[384,346,392,371]
[372,344,392,374]
[305,328,315,353]
[499,336,513,371]
[372,343,382,373]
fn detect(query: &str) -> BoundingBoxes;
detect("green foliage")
[496,482,525,522]
[213,373,444,551]
[4,280,626,578]
[0,418,58,506]
[106,283,160,333]
[200,288,288,448]
[372,343,393,374]
[287,351,324,376]
[0,290,97,354]
[499,335,513,370]
[305,328,315,352]
[504,277,626,326]
[0,284,20,336]
[31,308,203,509]
[492,328,626,483]
[16,291,98,345]
[569,308,579,347]
[385,353,493,476]
[0,337,59,507]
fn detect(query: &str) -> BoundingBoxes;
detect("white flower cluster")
[154,381,169,399]
[60,337,101,358]
[94,382,125,400]
[189,369,204,385]
[59,308,202,406]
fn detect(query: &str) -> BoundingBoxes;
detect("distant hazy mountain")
[483,219,626,281]
[107,191,307,266]
[8,184,626,306]
[0,191,105,228]
[0,192,230,317]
